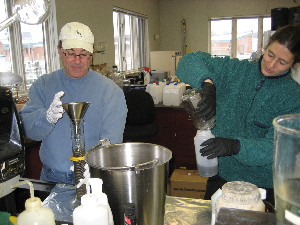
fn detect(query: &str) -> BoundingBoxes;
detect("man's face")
[261,41,294,77]
[58,48,92,78]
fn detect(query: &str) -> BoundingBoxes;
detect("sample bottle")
[194,129,218,177]
[73,177,114,225]
[11,180,55,225]
[73,193,109,225]
[182,88,218,177]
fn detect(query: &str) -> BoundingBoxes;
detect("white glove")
[46,91,64,124]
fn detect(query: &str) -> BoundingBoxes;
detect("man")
[20,22,127,184]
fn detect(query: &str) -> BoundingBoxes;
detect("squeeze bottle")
[11,180,55,225]
[73,178,114,225]
[194,129,218,177]
[143,67,151,85]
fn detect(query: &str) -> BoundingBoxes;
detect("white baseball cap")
[59,22,94,53]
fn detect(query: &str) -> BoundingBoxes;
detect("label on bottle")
[124,203,136,225]
[124,215,133,225]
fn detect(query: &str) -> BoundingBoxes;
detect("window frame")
[1,0,59,92]
[113,7,149,72]
[208,15,271,59]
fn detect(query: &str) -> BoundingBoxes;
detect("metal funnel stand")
[62,102,90,201]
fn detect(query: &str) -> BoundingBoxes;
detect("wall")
[55,0,160,69]
[158,0,299,53]
[54,0,299,67]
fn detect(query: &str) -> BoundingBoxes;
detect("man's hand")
[196,82,216,121]
[200,137,240,159]
[46,91,64,124]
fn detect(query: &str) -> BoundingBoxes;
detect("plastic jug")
[146,81,165,104]
[73,177,114,225]
[163,82,186,106]
[11,180,55,225]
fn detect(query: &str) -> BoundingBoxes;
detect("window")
[113,7,149,72]
[210,16,271,60]
[0,0,59,92]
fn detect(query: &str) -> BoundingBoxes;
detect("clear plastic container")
[183,88,218,177]
[273,114,300,224]
[163,82,186,106]
[194,130,218,177]
[146,82,166,104]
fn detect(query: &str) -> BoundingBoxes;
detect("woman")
[176,24,300,205]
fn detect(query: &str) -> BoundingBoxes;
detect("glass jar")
[215,181,265,217]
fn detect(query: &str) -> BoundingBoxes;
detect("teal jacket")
[176,51,300,188]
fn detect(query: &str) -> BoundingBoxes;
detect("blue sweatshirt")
[176,51,300,188]
[20,69,127,172]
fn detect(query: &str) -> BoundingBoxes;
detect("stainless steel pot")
[85,142,172,225]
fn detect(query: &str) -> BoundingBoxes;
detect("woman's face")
[261,41,294,77]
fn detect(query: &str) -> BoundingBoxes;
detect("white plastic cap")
[25,197,42,210]
[59,22,94,53]
[258,188,267,200]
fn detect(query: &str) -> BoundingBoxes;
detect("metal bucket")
[85,142,172,225]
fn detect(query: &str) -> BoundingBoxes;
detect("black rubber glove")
[196,82,216,121]
[200,137,240,159]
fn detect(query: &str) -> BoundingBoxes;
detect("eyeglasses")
[62,51,92,60]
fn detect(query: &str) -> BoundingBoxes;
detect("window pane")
[124,15,131,70]
[113,12,120,68]
[263,18,272,49]
[113,9,148,73]
[237,18,258,60]
[0,0,13,72]
[211,20,232,56]
[21,23,46,88]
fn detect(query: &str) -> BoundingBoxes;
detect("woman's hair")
[267,25,300,65]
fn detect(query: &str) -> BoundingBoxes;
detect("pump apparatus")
[62,102,90,201]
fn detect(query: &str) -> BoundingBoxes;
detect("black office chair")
[123,89,158,142]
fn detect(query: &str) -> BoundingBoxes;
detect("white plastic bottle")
[73,178,114,225]
[73,193,109,225]
[89,178,114,225]
[194,129,218,177]
[11,181,55,225]
[143,67,151,85]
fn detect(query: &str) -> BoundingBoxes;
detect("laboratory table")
[1,178,276,225]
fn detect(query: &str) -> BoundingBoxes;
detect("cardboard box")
[169,169,208,199]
